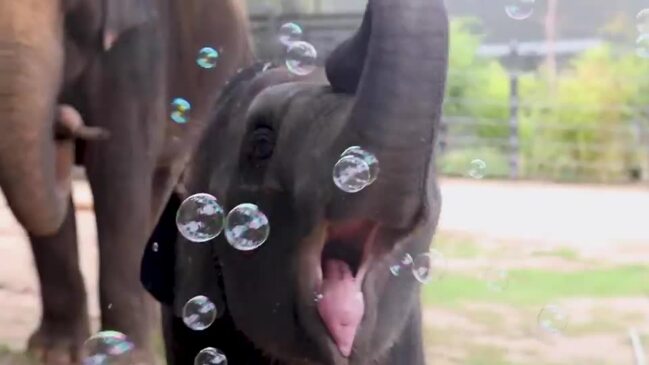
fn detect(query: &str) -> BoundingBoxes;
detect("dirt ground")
[1,178,648,363]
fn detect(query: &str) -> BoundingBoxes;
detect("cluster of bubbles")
[504,0,535,20]
[168,45,222,124]
[389,249,446,284]
[183,295,219,331]
[636,9,649,58]
[82,331,134,365]
[175,194,270,251]
[333,146,380,193]
[279,22,318,76]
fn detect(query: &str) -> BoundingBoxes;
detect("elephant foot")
[27,316,90,365]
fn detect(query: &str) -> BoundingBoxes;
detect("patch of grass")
[434,232,484,259]
[423,265,649,306]
[531,247,581,261]
[465,344,509,365]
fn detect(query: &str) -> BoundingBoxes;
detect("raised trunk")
[326,0,448,227]
[0,1,70,236]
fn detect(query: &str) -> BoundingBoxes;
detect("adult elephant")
[142,0,449,363]
[0,0,252,363]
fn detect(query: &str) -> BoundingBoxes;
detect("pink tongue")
[316,259,364,357]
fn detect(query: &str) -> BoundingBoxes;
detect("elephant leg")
[85,153,158,362]
[27,197,90,365]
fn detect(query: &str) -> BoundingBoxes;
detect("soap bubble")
[279,22,303,46]
[537,304,569,335]
[389,253,414,277]
[194,347,227,365]
[468,159,487,179]
[197,47,220,69]
[225,203,270,251]
[170,98,191,124]
[482,268,509,292]
[412,249,446,284]
[176,193,225,243]
[152,242,159,253]
[333,146,379,193]
[183,295,218,331]
[286,41,317,76]
[636,34,649,59]
[505,0,535,20]
[637,9,649,33]
[82,331,134,365]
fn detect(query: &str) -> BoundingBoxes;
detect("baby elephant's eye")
[249,125,275,162]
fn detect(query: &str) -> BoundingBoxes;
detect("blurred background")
[1,0,648,364]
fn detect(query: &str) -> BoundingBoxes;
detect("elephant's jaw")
[314,221,379,358]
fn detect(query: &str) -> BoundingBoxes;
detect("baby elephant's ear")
[140,192,181,306]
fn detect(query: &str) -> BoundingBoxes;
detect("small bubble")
[636,34,649,59]
[152,242,159,252]
[412,249,446,284]
[194,347,227,365]
[170,98,191,124]
[107,303,113,310]
[176,193,225,243]
[314,291,324,303]
[82,331,134,365]
[537,304,569,335]
[505,0,535,20]
[638,9,649,33]
[197,47,220,69]
[225,203,270,251]
[468,159,487,179]
[278,22,303,46]
[333,146,379,193]
[286,41,317,76]
[183,295,218,331]
[482,268,509,292]
[389,253,414,277]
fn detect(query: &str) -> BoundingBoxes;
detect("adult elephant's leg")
[27,197,89,364]
[86,138,158,360]
[84,31,163,362]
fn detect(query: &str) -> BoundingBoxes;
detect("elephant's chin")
[297,220,388,359]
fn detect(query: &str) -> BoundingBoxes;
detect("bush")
[444,18,649,183]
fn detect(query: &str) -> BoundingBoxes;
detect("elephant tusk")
[55,104,111,141]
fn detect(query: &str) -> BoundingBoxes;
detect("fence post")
[508,41,521,180]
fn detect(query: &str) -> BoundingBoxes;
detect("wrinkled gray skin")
[149,0,449,364]
[0,0,252,363]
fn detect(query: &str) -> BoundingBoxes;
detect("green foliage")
[444,18,649,182]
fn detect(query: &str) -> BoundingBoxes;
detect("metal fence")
[250,13,649,185]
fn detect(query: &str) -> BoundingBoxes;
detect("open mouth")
[315,220,379,358]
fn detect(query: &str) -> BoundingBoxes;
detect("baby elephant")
[140,0,449,364]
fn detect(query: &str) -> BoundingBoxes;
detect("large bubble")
[504,0,535,20]
[333,146,379,193]
[176,193,225,243]
[225,203,270,251]
[82,331,134,365]
[194,347,228,365]
[183,295,218,331]
[279,22,304,46]
[286,41,317,76]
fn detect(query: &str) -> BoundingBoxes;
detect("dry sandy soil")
[1,178,648,364]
